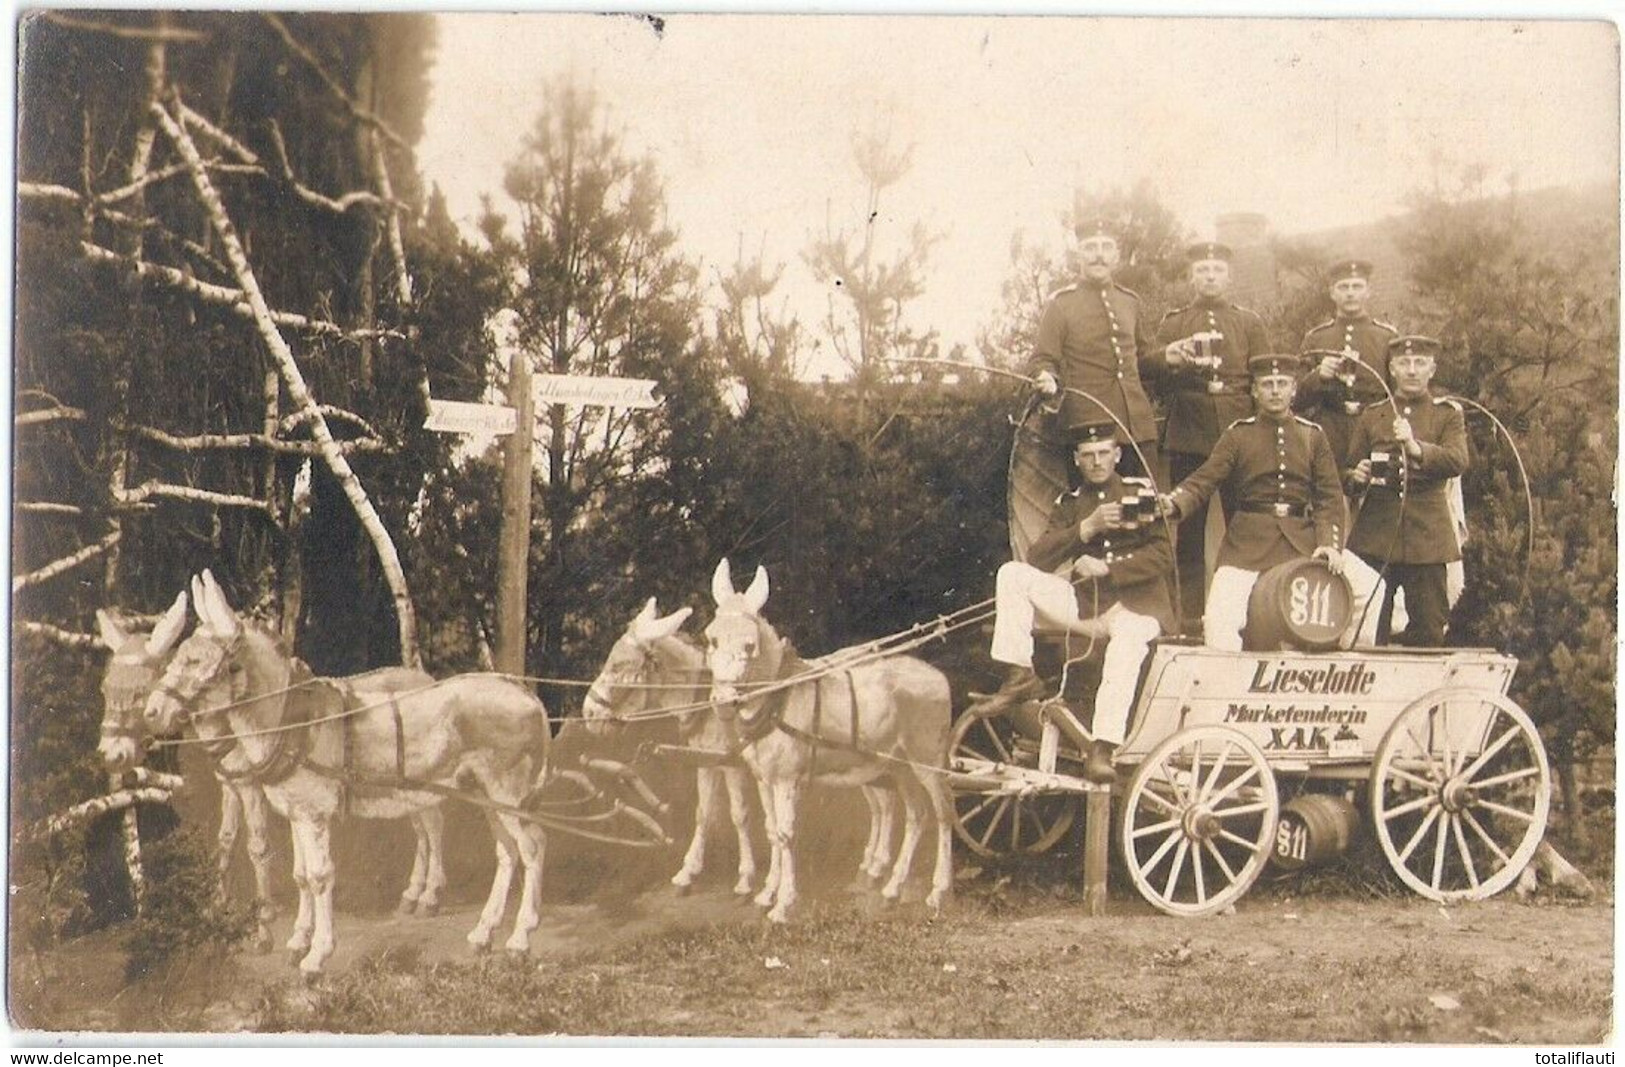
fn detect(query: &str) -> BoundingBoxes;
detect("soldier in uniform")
[1160,354,1347,652]
[1030,217,1162,478]
[1297,259,1400,466]
[1344,335,1468,646]
[990,421,1175,782]
[1148,241,1272,631]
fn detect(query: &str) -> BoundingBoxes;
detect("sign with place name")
[533,374,660,409]
[423,399,517,436]
[1128,648,1517,764]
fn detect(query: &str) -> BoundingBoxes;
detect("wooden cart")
[946,402,1550,915]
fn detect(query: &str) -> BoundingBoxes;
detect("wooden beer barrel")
[1245,557,1353,651]
[1272,793,1360,870]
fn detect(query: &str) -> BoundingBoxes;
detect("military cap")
[1247,353,1302,378]
[1388,335,1443,358]
[1185,241,1233,263]
[1066,419,1121,446]
[1074,216,1120,240]
[1326,259,1374,282]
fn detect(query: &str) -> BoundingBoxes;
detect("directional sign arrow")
[423,399,517,435]
[533,374,660,409]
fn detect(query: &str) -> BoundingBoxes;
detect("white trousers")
[1203,566,1259,652]
[990,561,1160,745]
[1342,552,1407,647]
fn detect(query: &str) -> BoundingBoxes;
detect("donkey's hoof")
[753,890,775,909]
[766,906,792,925]
[395,898,418,918]
[415,899,440,918]
[299,968,323,988]
[287,949,306,969]
[467,934,493,955]
[733,880,755,897]
[670,877,693,897]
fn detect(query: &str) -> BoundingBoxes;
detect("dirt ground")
[11,873,1614,1042]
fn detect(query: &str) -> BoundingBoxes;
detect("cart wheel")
[947,711,1076,859]
[1371,688,1550,902]
[1121,725,1278,916]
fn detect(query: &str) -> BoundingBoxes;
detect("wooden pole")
[1083,785,1111,917]
[495,344,534,678]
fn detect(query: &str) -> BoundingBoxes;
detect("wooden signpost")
[423,312,660,678]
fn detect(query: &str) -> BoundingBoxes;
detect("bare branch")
[37,11,208,43]
[77,242,405,342]
[260,14,411,153]
[131,424,387,456]
[266,120,393,214]
[14,532,121,593]
[27,788,177,842]
[177,102,258,164]
[15,620,101,649]
[372,134,414,306]
[115,479,276,516]
[153,97,420,667]
[279,405,381,439]
[16,405,88,427]
[17,502,85,516]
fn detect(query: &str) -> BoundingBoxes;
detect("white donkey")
[143,572,552,976]
[581,599,902,896]
[703,560,954,922]
[96,594,451,947]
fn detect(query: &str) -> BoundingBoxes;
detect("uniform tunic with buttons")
[1149,299,1271,456]
[1345,395,1468,564]
[1026,475,1175,633]
[1169,414,1347,572]
[1030,283,1161,444]
[1297,315,1400,464]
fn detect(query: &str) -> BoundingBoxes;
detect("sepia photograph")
[8,8,1618,1045]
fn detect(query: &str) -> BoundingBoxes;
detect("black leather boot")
[1083,739,1118,785]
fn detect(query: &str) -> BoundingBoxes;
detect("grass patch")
[249,895,1612,1041]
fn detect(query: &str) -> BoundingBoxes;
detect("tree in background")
[1396,174,1618,839]
[711,237,809,411]
[13,11,449,937]
[486,77,712,676]
[804,120,942,390]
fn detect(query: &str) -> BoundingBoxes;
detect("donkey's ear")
[633,597,658,625]
[145,590,190,658]
[645,605,693,641]
[190,575,212,630]
[95,609,129,652]
[742,566,770,614]
[201,570,239,638]
[710,558,735,604]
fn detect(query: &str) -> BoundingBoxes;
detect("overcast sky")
[417,15,1618,376]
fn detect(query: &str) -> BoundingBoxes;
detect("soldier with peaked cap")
[990,419,1174,782]
[1298,259,1401,466]
[1160,353,1347,651]
[1148,240,1273,632]
[1029,216,1162,479]
[1344,335,1468,646]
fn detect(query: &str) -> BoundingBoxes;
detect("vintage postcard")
[9,9,1616,1048]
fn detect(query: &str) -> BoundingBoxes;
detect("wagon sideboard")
[1120,645,1518,774]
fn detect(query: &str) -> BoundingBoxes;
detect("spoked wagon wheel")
[1121,725,1279,916]
[1371,688,1550,902]
[947,711,1076,859]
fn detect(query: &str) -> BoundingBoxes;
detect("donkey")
[581,599,902,897]
[703,559,954,923]
[96,594,451,948]
[143,571,552,977]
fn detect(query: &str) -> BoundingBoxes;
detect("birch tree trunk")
[153,99,421,668]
